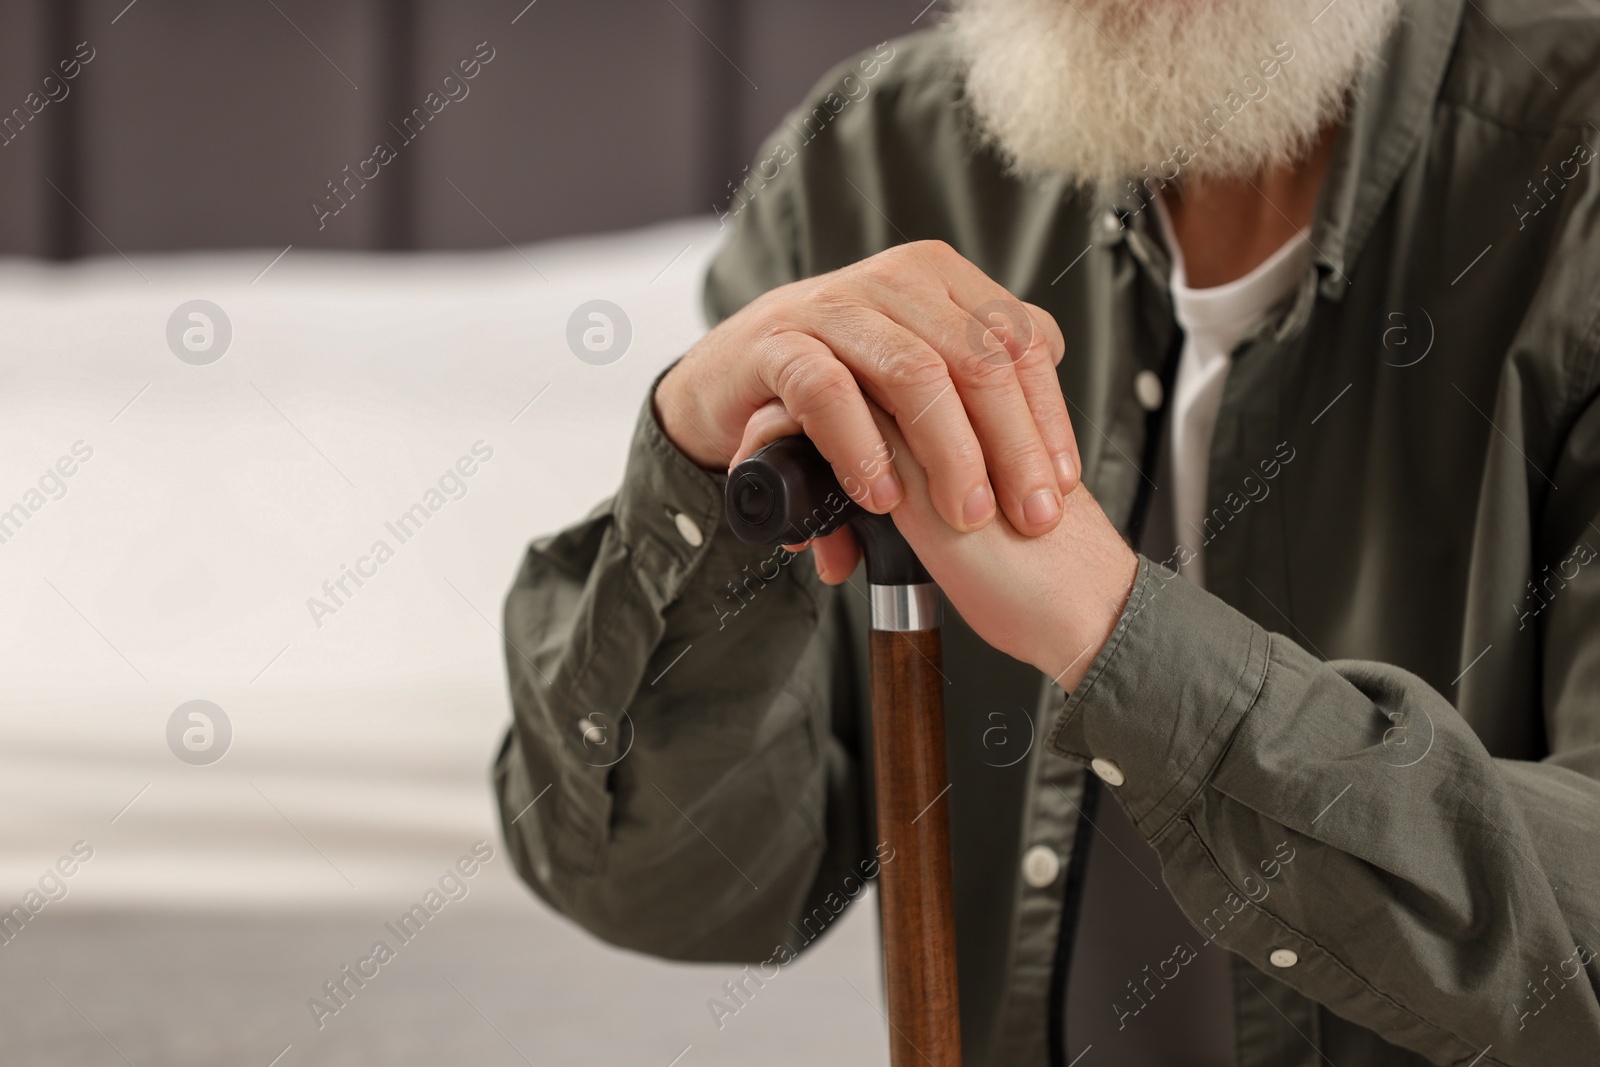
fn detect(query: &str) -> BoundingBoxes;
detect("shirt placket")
[992,201,1183,1067]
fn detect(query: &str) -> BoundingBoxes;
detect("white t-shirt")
[1062,199,1311,1065]
[1150,194,1311,587]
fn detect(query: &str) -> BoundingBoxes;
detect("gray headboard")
[0,0,930,256]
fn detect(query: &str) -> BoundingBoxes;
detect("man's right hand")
[654,240,1081,538]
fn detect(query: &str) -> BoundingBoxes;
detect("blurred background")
[0,1,934,1063]
[1,0,922,254]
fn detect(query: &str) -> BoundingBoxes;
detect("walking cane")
[727,435,961,1067]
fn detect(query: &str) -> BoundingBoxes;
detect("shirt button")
[1134,370,1164,412]
[1021,845,1061,888]
[1090,757,1125,787]
[673,512,704,547]
[1088,755,1126,790]
[1269,948,1299,969]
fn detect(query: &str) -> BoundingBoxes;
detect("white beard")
[944,0,1402,187]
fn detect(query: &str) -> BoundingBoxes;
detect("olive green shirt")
[494,2,1600,1064]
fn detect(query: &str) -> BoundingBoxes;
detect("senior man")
[494,0,1600,1064]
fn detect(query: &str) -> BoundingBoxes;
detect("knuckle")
[877,346,949,393]
[857,247,902,280]
[1025,304,1067,364]
[806,279,858,314]
[780,356,856,413]
[990,439,1045,478]
[750,315,798,350]
[919,421,982,466]
[942,438,987,480]
[751,324,817,377]
[1018,326,1058,367]
[965,301,1033,363]
[877,239,957,279]
[961,346,1020,385]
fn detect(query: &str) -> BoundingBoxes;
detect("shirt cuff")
[1044,555,1272,837]
[611,363,768,611]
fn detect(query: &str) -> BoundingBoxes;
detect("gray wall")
[0,0,929,256]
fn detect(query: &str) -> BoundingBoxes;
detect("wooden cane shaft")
[869,627,962,1067]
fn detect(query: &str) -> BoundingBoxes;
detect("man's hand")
[655,240,1080,538]
[873,403,1137,693]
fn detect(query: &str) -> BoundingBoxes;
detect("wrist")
[652,361,729,472]
[1037,534,1139,692]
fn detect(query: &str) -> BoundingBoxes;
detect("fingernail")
[1024,489,1061,527]
[873,471,903,511]
[963,485,995,528]
[1055,452,1077,490]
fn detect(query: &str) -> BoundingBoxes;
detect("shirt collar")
[1309,0,1465,301]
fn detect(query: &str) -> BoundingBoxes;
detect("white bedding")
[0,215,719,908]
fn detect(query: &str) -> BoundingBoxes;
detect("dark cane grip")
[725,435,854,546]
[725,436,931,586]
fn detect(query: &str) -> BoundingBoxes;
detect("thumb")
[728,399,804,471]
[730,399,865,583]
